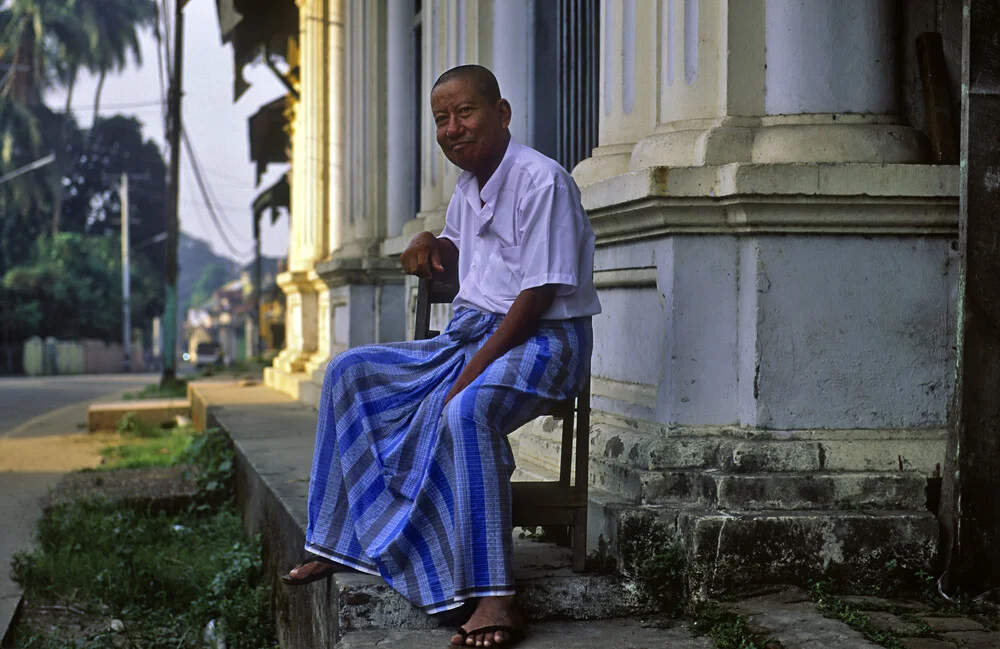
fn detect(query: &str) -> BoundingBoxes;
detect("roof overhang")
[253,172,290,229]
[248,96,290,186]
[215,0,298,101]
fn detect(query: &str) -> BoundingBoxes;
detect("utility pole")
[162,0,185,385]
[253,215,262,359]
[121,172,131,372]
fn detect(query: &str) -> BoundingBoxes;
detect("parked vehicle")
[193,341,223,369]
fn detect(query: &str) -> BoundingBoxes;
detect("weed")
[180,428,235,505]
[10,500,274,649]
[115,412,154,437]
[690,602,766,649]
[810,582,905,649]
[98,426,196,470]
[618,513,686,615]
[121,380,188,401]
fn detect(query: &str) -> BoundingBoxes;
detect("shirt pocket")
[483,244,523,298]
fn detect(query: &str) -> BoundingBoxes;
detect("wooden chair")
[414,276,590,572]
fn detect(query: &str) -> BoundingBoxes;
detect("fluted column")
[272,0,327,379]
[629,0,926,170]
[572,0,658,186]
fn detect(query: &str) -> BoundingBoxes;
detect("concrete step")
[334,619,713,649]
[605,505,938,600]
[589,457,928,510]
[515,416,946,477]
[333,537,658,633]
[87,397,189,432]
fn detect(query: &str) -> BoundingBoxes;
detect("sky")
[47,0,290,267]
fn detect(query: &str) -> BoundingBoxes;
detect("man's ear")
[497,98,512,129]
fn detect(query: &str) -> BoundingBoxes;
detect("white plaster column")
[386,0,417,239]
[272,0,326,378]
[572,0,658,186]
[490,0,532,145]
[627,0,927,170]
[327,0,344,254]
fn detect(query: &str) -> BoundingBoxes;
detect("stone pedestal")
[271,271,317,375]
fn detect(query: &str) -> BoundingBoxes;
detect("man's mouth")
[451,141,473,151]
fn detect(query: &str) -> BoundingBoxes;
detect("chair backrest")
[414,276,459,340]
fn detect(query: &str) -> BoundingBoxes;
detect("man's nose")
[446,117,463,138]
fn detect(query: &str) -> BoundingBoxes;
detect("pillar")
[272,0,328,377]
[629,0,927,170]
[572,0,658,185]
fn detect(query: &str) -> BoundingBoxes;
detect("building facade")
[227,0,962,594]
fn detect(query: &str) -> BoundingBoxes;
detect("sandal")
[280,554,337,586]
[451,624,525,647]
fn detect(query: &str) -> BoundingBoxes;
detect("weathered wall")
[591,234,957,431]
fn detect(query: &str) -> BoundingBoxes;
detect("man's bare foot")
[450,595,523,647]
[280,559,335,585]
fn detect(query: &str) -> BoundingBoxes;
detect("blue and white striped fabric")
[304,307,591,613]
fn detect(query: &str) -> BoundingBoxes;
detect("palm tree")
[0,0,83,104]
[72,0,156,122]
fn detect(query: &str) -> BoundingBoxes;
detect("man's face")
[431,78,511,175]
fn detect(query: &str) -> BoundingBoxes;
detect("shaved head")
[432,65,502,105]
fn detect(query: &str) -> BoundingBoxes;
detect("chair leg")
[572,507,587,572]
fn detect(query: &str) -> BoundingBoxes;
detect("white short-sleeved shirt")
[439,139,602,320]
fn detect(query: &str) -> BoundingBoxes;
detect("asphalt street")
[0,373,158,438]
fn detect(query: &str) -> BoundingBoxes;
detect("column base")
[630,115,929,170]
[274,270,318,376]
[572,143,634,186]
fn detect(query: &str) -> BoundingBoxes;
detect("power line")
[180,125,250,242]
[69,99,167,111]
[180,125,252,258]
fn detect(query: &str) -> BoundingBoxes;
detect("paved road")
[0,373,158,643]
[0,374,158,439]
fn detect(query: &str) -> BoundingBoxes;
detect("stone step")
[515,419,945,476]
[335,619,713,649]
[589,457,929,511]
[333,537,658,633]
[604,505,938,600]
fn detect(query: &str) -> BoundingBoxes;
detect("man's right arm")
[400,232,459,279]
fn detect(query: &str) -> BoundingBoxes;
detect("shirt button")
[472,264,478,270]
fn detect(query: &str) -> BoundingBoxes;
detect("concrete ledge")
[87,398,189,432]
[335,620,713,649]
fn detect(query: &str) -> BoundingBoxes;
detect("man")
[283,65,600,648]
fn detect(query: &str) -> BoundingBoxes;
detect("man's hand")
[401,232,446,278]
[443,356,487,406]
[442,284,558,407]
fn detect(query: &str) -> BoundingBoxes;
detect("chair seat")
[512,482,588,527]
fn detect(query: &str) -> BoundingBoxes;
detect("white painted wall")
[764,0,898,115]
[591,234,957,431]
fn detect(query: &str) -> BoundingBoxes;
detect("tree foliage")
[0,0,165,346]
[2,232,162,341]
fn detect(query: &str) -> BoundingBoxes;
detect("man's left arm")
[444,284,557,404]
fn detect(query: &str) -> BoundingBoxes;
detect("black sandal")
[451,624,525,647]
[280,554,337,586]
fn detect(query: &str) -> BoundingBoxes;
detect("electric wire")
[180,125,251,243]
[180,125,253,258]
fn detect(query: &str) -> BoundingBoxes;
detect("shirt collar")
[479,137,520,203]
[457,136,521,211]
